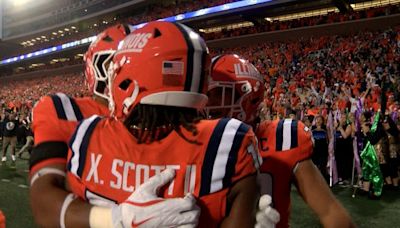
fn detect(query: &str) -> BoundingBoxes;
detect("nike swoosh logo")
[127,199,164,227]
[132,217,153,227]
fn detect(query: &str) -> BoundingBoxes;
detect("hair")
[315,115,324,123]
[362,111,372,121]
[314,115,327,129]
[124,104,204,144]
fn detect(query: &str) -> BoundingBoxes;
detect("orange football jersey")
[30,93,109,173]
[256,119,313,228]
[66,116,260,227]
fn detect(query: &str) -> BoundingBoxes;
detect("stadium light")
[13,0,31,7]
[0,0,272,66]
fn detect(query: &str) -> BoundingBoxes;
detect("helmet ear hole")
[119,79,132,90]
[154,28,162,38]
[102,35,114,42]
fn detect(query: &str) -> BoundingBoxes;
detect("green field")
[0,155,399,228]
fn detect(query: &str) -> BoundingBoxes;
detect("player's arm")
[294,122,355,228]
[221,127,261,228]
[220,175,258,228]
[31,165,200,228]
[294,160,355,228]
[29,163,93,227]
[29,97,79,226]
[338,124,352,139]
[29,140,92,227]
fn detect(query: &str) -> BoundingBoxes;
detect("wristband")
[60,193,76,228]
[30,167,66,186]
[89,206,116,228]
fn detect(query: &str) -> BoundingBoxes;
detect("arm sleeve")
[29,142,69,174]
[32,96,75,145]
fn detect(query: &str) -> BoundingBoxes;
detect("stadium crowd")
[0,73,88,113]
[203,4,400,40]
[216,26,400,118]
[7,2,400,59]
[0,73,88,164]
[214,25,400,195]
[1,22,399,200]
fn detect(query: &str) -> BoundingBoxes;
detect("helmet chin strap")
[123,80,139,115]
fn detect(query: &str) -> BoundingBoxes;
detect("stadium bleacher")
[5,2,400,60]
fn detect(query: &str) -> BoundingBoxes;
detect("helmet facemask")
[92,50,115,101]
[84,24,131,102]
[205,80,253,121]
[207,54,265,125]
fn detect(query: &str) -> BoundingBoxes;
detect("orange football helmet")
[84,24,131,100]
[109,21,210,119]
[206,54,265,123]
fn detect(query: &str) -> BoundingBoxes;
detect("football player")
[65,21,261,227]
[29,24,199,227]
[206,54,355,228]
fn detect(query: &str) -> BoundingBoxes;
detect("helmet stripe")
[174,23,194,92]
[174,23,207,93]
[198,39,208,93]
[122,23,133,35]
[211,55,224,70]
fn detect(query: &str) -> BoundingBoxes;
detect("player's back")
[30,93,109,173]
[67,116,259,228]
[256,119,313,228]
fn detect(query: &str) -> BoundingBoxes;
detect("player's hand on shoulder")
[255,194,280,228]
[113,168,200,228]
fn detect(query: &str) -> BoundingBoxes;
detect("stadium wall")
[207,14,400,48]
[0,64,83,82]
[0,0,3,40]
[4,13,400,81]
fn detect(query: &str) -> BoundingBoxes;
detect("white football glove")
[110,168,200,228]
[255,194,280,228]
